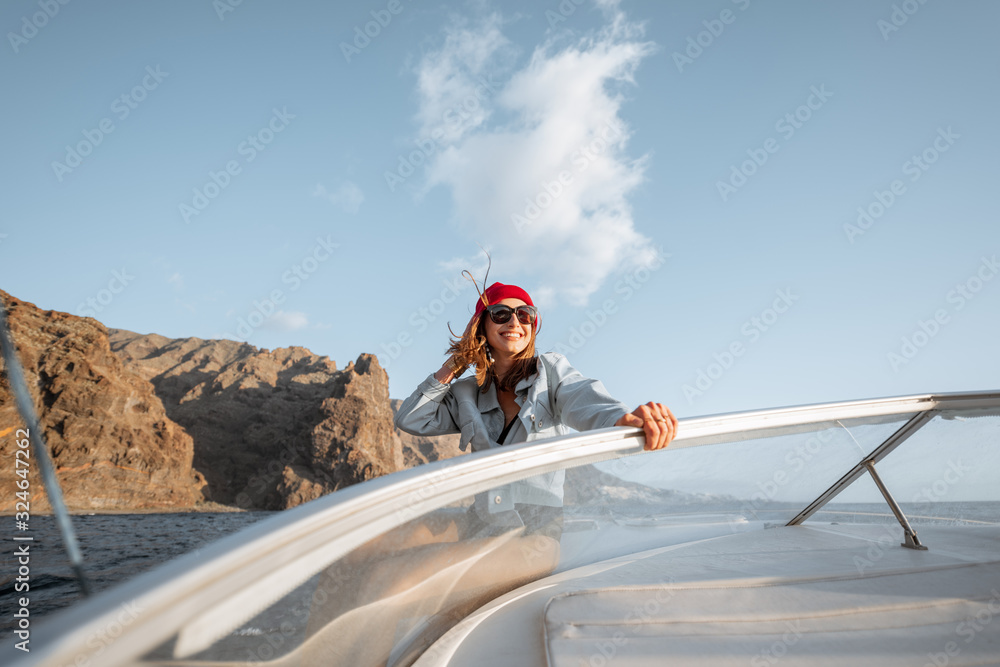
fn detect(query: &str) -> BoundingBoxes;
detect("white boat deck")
[419,523,1000,666]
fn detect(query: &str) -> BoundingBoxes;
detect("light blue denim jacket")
[394,352,630,513]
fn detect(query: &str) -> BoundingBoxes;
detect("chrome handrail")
[17,389,1000,667]
[676,389,1000,443]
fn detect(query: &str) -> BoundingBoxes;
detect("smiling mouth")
[501,332,523,340]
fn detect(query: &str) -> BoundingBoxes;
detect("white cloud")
[417,6,658,306]
[415,13,513,146]
[167,272,183,290]
[313,181,364,214]
[264,310,309,332]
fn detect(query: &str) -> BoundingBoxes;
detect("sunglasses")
[485,304,538,326]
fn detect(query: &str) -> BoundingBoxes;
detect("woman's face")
[484,297,533,358]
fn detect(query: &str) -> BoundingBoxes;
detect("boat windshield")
[25,394,999,667]
[132,405,998,667]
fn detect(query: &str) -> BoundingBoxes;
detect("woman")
[305,282,678,662]
[394,280,678,536]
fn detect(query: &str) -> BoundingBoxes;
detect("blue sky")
[2,0,998,419]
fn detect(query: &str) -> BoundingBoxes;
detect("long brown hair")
[447,312,537,392]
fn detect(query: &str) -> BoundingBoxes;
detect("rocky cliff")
[0,290,468,512]
[109,330,407,510]
[0,290,204,511]
[107,333,466,509]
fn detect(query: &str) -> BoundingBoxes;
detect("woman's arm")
[545,354,677,451]
[545,354,631,432]
[394,358,464,436]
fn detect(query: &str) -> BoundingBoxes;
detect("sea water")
[0,512,272,632]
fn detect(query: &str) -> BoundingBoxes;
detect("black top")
[497,416,518,445]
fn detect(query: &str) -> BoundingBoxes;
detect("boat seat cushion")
[544,560,1000,666]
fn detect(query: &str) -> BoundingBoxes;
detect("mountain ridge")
[0,290,460,512]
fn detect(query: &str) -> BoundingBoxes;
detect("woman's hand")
[438,316,479,384]
[434,356,467,384]
[615,402,677,451]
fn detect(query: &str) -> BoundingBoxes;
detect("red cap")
[473,282,539,331]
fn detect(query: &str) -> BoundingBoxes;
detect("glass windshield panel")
[593,414,915,527]
[816,408,1000,526]
[141,413,919,666]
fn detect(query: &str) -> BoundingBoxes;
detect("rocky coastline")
[0,290,460,513]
